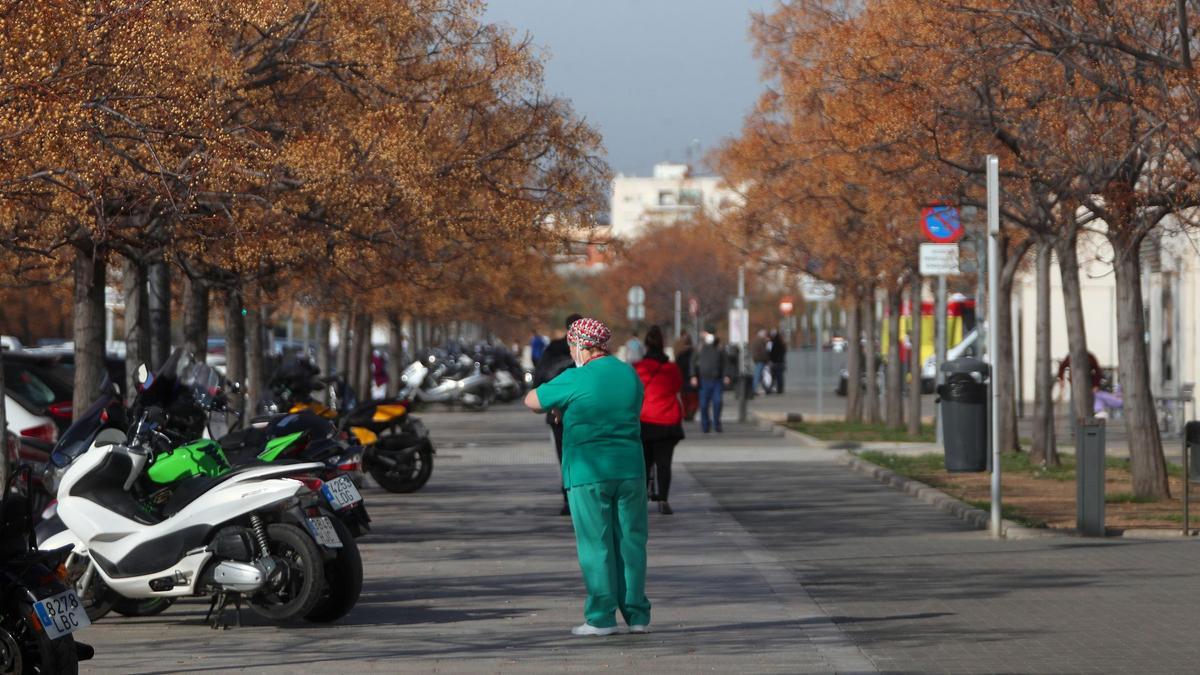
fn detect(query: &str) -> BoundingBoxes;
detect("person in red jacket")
[635,325,684,515]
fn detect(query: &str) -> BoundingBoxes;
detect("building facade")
[609,162,742,239]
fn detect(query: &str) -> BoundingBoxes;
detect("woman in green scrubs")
[524,317,652,636]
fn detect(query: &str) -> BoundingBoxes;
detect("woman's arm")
[524,388,545,413]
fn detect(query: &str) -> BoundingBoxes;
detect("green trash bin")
[937,357,989,473]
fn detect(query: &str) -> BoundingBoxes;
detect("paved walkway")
[78,404,1200,673]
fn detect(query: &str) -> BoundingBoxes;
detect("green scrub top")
[535,355,645,489]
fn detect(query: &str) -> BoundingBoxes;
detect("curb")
[837,449,1199,540]
[833,451,1057,539]
[753,411,1200,539]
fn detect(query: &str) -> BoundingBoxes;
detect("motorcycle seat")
[161,465,271,518]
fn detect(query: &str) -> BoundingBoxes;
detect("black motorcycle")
[266,361,435,494]
[1,465,94,673]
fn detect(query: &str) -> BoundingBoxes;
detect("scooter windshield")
[50,387,121,468]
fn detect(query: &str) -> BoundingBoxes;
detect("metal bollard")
[1183,421,1200,535]
[1076,419,1106,536]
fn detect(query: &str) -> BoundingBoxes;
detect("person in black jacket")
[533,313,583,515]
[768,329,788,394]
[690,327,731,433]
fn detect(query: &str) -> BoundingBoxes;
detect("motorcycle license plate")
[321,476,362,511]
[33,590,90,640]
[306,516,343,549]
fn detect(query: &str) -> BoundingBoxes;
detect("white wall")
[1012,228,1200,402]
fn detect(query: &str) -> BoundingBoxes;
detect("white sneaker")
[628,624,651,634]
[571,623,618,637]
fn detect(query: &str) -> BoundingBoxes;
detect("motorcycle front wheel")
[110,597,176,618]
[367,443,433,493]
[66,558,116,622]
[247,523,325,622]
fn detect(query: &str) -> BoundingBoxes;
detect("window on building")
[679,188,702,206]
[658,190,677,206]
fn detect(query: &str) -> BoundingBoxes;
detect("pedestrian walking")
[691,327,730,433]
[370,350,388,400]
[673,332,699,421]
[533,313,583,515]
[750,329,770,394]
[635,325,684,515]
[768,329,788,394]
[624,331,645,363]
[524,317,652,636]
[530,330,547,364]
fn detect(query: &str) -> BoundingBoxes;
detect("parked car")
[3,353,74,432]
[13,347,126,395]
[4,389,58,447]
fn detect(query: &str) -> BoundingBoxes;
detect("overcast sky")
[482,0,774,177]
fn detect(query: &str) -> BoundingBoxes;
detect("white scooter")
[43,407,349,627]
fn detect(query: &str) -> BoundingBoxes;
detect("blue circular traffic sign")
[921,204,963,243]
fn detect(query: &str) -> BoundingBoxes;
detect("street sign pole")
[737,266,749,424]
[935,275,947,447]
[987,154,1002,538]
[674,290,682,340]
[817,301,824,419]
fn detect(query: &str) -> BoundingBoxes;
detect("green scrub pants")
[566,478,652,628]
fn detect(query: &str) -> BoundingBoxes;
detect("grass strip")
[787,420,936,443]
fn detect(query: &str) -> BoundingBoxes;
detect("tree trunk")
[1056,231,1094,423]
[356,313,373,400]
[386,314,403,398]
[885,285,904,428]
[147,260,172,370]
[182,276,209,362]
[224,288,247,415]
[335,313,351,378]
[73,246,107,420]
[245,298,266,417]
[863,288,881,424]
[997,237,1031,454]
[845,295,864,422]
[1031,239,1058,466]
[908,275,923,436]
[317,317,332,377]
[122,258,150,405]
[1112,242,1170,499]
[0,348,7,490]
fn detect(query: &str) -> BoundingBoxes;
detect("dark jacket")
[534,337,574,426]
[691,342,726,381]
[533,337,572,387]
[750,335,770,363]
[674,347,695,392]
[769,333,788,364]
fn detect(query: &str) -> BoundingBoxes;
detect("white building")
[1011,226,1197,409]
[609,162,742,239]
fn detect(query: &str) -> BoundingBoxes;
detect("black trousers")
[643,436,680,501]
[769,362,785,393]
[550,421,567,504]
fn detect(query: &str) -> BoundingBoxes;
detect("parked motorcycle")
[267,361,435,493]
[37,350,367,622]
[44,407,360,627]
[399,352,495,410]
[1,466,93,672]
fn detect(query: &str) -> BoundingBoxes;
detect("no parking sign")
[921,204,964,243]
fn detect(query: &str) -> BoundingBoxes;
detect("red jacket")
[635,355,683,426]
